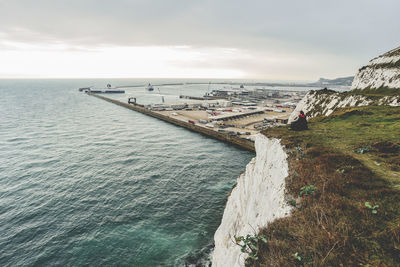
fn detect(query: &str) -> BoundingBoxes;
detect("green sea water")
[0,79,254,266]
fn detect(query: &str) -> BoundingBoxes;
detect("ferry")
[79,84,125,94]
[146,83,154,91]
[78,87,92,92]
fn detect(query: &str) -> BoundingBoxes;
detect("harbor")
[88,92,257,151]
[86,84,304,152]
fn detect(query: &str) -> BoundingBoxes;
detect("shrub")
[299,185,317,197]
[234,234,268,266]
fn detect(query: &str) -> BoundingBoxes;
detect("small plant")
[292,252,302,261]
[234,234,267,265]
[365,202,379,214]
[299,185,317,197]
[295,146,305,159]
[354,145,372,154]
[336,168,345,174]
[289,199,297,207]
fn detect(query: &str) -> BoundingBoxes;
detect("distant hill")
[309,76,354,87]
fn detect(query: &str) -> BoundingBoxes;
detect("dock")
[88,93,256,152]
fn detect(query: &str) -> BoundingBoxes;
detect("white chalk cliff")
[351,46,400,90]
[211,47,400,267]
[212,134,291,267]
[288,90,400,123]
[288,46,400,122]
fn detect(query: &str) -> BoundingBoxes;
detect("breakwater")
[88,93,255,152]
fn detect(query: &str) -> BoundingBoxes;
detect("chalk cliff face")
[288,90,369,122]
[351,46,400,90]
[288,90,400,123]
[212,47,400,266]
[212,134,291,267]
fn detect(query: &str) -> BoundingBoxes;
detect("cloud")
[1,0,399,78]
[0,44,247,78]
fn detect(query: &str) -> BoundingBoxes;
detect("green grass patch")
[264,105,400,185]
[253,105,400,266]
[351,86,400,97]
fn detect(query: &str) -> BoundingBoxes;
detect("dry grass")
[250,105,400,266]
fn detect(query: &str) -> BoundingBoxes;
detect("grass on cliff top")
[351,86,400,97]
[311,87,400,103]
[313,86,400,97]
[265,105,400,187]
[250,105,400,266]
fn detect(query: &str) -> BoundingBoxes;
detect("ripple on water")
[0,79,254,266]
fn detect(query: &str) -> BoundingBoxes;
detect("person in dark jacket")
[290,110,308,131]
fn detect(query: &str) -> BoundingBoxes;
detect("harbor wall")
[88,93,255,152]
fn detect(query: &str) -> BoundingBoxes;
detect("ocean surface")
[0,79,257,266]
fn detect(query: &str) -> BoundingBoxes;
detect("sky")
[0,0,399,80]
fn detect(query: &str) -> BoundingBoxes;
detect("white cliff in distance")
[288,46,400,122]
[351,46,400,90]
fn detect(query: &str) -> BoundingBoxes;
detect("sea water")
[0,79,254,266]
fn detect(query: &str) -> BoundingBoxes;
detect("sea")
[0,79,324,266]
[0,79,256,267]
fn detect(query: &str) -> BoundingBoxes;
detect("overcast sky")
[0,0,399,80]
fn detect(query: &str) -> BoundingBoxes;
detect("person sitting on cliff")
[290,110,308,131]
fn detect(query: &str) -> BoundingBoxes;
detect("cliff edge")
[212,47,400,266]
[288,89,399,123]
[212,135,291,267]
